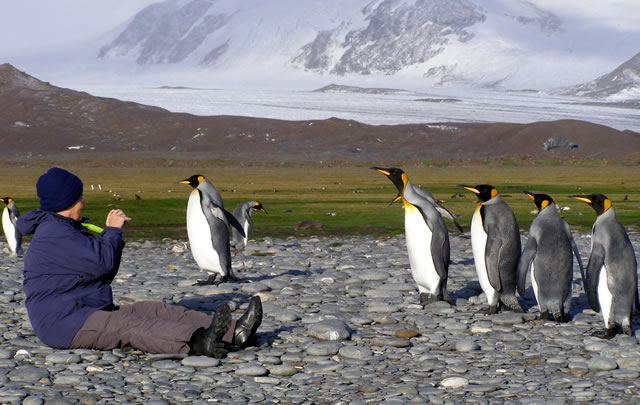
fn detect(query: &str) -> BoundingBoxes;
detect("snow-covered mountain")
[564,52,640,101]
[93,0,640,94]
[5,0,639,97]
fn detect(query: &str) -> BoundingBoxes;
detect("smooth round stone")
[181,356,220,368]
[471,325,492,334]
[440,377,469,389]
[307,320,352,341]
[254,376,280,384]
[306,341,343,356]
[22,397,43,405]
[53,375,86,385]
[235,365,268,376]
[491,313,524,325]
[240,282,270,294]
[0,349,12,359]
[456,338,480,352]
[610,369,640,379]
[8,367,49,383]
[370,337,410,348]
[45,353,81,364]
[587,356,618,371]
[364,289,403,299]
[338,345,373,360]
[617,357,640,369]
[585,341,609,352]
[359,270,390,281]
[267,365,298,377]
[365,303,400,313]
[151,360,179,369]
[274,310,300,322]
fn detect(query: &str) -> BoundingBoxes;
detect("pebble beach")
[1,231,640,404]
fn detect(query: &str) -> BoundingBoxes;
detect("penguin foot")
[486,305,499,315]
[194,274,218,286]
[592,327,618,340]
[419,293,436,306]
[552,311,568,323]
[442,294,455,306]
[622,325,633,336]
[539,311,551,321]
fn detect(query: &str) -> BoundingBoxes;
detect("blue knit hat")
[36,167,84,212]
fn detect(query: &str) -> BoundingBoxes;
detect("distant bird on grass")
[1,197,23,256]
[178,175,245,285]
[231,201,267,250]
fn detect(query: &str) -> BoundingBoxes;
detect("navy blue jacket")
[17,209,124,349]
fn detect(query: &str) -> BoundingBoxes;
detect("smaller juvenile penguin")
[458,184,523,314]
[178,175,245,285]
[1,197,23,256]
[373,167,451,305]
[518,192,584,322]
[231,201,267,250]
[570,194,639,338]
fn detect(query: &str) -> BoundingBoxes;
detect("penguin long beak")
[522,191,535,201]
[371,167,391,176]
[569,195,591,204]
[457,184,479,194]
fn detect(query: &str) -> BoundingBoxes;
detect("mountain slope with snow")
[92,0,640,92]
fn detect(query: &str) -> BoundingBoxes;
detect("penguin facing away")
[570,194,639,338]
[231,201,267,250]
[517,192,584,322]
[1,197,23,256]
[178,175,245,285]
[373,167,452,305]
[458,184,523,314]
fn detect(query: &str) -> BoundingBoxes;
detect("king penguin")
[231,201,267,250]
[458,184,523,314]
[1,197,23,257]
[517,192,584,322]
[373,167,451,305]
[570,193,639,338]
[178,175,245,285]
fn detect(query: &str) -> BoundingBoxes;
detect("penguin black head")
[457,184,497,202]
[371,167,407,194]
[569,194,611,216]
[178,175,204,188]
[0,197,12,205]
[253,201,267,214]
[523,191,554,212]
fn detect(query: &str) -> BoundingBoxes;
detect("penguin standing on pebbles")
[458,184,523,314]
[518,192,584,322]
[1,197,23,256]
[570,194,638,338]
[178,175,244,285]
[373,167,452,305]
[231,201,267,250]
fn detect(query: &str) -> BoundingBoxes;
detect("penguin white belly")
[186,191,222,275]
[531,262,540,306]
[404,204,440,294]
[2,208,17,253]
[242,220,250,247]
[471,207,499,306]
[597,265,614,328]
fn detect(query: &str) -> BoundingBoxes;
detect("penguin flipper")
[202,200,233,277]
[585,242,605,313]
[225,209,246,238]
[420,206,449,280]
[435,205,463,233]
[566,226,586,288]
[517,237,537,297]
[483,227,504,292]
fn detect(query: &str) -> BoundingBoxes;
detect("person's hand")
[105,209,132,229]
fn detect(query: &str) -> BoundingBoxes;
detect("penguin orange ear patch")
[541,200,549,210]
[604,198,612,213]
[490,188,498,199]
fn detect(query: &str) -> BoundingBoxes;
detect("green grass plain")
[2,162,639,240]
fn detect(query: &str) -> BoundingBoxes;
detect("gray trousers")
[70,301,214,354]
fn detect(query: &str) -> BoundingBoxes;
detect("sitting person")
[17,167,262,358]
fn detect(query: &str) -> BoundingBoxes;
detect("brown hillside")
[1,63,639,163]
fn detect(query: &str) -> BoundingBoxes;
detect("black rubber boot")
[233,296,263,347]
[189,304,232,358]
